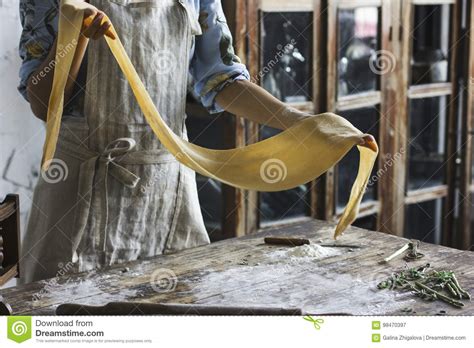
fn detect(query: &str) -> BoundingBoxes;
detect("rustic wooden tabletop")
[1,220,473,315]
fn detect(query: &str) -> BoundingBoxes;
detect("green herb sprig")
[377,263,471,308]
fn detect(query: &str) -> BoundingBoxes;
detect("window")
[411,5,451,85]
[337,7,380,97]
[252,1,316,227]
[325,0,384,226]
[407,96,448,191]
[186,0,471,248]
[400,1,456,245]
[261,12,313,103]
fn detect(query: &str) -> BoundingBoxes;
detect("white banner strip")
[0,316,473,347]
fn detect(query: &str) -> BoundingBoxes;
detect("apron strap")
[58,137,176,262]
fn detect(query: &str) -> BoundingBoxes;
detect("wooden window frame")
[455,0,474,250]
[399,0,460,244]
[322,0,391,231]
[242,0,321,233]
[201,0,471,247]
[467,0,474,249]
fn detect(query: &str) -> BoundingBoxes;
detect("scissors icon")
[303,315,324,330]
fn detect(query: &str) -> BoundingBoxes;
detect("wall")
[1,0,45,287]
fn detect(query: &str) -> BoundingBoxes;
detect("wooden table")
[1,220,473,315]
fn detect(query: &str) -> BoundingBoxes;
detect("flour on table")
[189,263,412,315]
[30,278,137,308]
[268,244,342,261]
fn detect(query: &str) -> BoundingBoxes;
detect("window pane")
[259,126,310,223]
[336,107,379,212]
[186,113,228,236]
[411,5,451,85]
[337,7,380,97]
[353,214,377,231]
[407,96,447,191]
[261,12,313,103]
[405,199,444,244]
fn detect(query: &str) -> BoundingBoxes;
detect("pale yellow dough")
[42,0,379,238]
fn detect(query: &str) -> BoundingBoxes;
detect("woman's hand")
[81,10,115,40]
[358,135,378,152]
[26,9,114,120]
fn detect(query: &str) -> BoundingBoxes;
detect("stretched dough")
[42,0,378,238]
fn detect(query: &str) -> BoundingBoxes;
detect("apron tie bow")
[64,135,176,262]
[56,131,177,265]
[70,138,142,260]
[100,138,140,188]
[94,138,140,256]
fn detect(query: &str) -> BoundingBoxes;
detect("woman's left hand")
[358,135,378,152]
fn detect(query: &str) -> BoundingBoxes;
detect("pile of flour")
[268,244,341,262]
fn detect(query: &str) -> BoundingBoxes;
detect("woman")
[19,0,373,283]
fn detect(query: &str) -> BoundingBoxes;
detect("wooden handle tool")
[56,302,303,316]
[264,236,310,246]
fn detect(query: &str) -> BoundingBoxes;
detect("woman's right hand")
[82,10,115,40]
[27,7,114,120]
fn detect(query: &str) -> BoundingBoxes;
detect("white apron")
[21,0,209,283]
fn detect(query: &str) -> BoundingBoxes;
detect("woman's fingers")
[83,8,96,19]
[82,12,113,40]
[82,12,103,38]
[92,22,112,40]
[359,135,378,152]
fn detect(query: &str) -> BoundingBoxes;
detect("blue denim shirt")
[18,0,249,113]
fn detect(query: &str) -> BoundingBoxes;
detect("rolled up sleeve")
[18,0,59,101]
[190,0,250,113]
